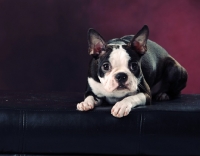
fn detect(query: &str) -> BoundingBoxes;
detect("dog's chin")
[104,85,129,93]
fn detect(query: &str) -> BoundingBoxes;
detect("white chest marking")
[88,78,137,103]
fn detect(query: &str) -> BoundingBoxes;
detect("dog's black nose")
[115,72,128,83]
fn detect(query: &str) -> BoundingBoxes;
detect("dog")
[77,25,187,118]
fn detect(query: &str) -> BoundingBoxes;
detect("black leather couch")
[0,90,200,155]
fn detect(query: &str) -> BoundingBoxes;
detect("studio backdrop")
[0,0,199,94]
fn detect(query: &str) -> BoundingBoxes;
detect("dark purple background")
[0,0,199,94]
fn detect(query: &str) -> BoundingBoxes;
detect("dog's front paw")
[111,102,132,118]
[77,96,97,111]
[77,101,94,111]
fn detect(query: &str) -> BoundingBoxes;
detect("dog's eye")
[102,63,110,71]
[130,62,138,71]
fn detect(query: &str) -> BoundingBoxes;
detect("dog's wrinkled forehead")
[107,38,128,46]
[106,42,130,68]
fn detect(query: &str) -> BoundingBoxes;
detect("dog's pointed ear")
[88,28,106,58]
[130,25,149,55]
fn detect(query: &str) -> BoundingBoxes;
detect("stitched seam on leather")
[139,113,143,154]
[21,110,26,153]
[18,110,22,152]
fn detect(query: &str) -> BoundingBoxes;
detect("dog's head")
[88,25,149,94]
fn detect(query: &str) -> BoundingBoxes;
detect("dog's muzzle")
[115,72,128,89]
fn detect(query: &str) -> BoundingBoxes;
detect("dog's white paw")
[111,101,132,118]
[77,96,97,111]
[77,101,94,111]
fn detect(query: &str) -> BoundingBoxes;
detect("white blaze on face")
[98,45,138,93]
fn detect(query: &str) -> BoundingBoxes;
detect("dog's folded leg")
[156,92,170,101]
[154,57,188,101]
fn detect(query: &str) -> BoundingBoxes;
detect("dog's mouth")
[116,84,128,90]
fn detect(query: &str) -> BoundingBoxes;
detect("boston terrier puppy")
[77,25,187,118]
